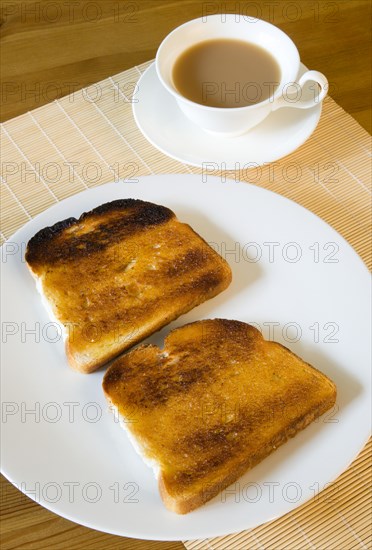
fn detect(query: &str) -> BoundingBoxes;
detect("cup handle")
[272,70,328,111]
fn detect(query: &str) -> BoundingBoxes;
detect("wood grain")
[0,0,371,131]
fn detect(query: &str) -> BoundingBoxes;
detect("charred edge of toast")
[103,320,260,382]
[166,320,335,393]
[25,199,175,267]
[102,320,248,383]
[102,320,261,408]
[103,319,336,410]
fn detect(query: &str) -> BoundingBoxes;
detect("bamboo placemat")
[1,60,371,549]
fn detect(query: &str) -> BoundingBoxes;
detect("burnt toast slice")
[102,319,336,514]
[26,200,231,373]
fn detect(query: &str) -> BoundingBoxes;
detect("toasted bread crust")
[26,199,174,268]
[26,200,231,372]
[103,319,337,514]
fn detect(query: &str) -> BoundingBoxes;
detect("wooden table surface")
[0,1,371,549]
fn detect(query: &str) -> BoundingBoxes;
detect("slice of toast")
[26,200,231,373]
[102,319,337,514]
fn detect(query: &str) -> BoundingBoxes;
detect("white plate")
[133,63,322,168]
[1,175,370,541]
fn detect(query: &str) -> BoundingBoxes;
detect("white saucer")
[133,63,322,169]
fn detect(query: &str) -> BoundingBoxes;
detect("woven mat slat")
[0,60,371,549]
[183,441,371,549]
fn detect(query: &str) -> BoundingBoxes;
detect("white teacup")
[156,14,328,136]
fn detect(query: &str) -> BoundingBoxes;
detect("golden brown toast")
[25,200,231,373]
[102,319,336,514]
